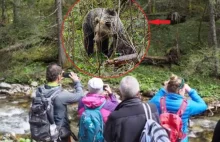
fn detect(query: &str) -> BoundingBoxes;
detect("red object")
[149,19,171,25]
[68,136,71,142]
[160,96,187,142]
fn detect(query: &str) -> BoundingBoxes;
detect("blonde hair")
[167,74,184,93]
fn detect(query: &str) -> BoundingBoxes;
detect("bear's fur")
[82,8,135,57]
[166,12,186,25]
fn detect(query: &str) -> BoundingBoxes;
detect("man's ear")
[57,74,63,82]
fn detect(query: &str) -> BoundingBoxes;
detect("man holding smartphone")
[31,63,83,142]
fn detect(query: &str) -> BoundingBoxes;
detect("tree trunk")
[1,0,6,22]
[56,0,66,67]
[152,0,156,13]
[188,0,192,16]
[148,0,152,14]
[13,0,20,25]
[208,0,219,77]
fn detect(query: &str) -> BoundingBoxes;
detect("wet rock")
[23,85,30,92]
[0,83,36,96]
[0,132,16,141]
[0,89,13,95]
[0,82,12,90]
[190,125,204,133]
[31,81,38,87]
[191,119,217,130]
[31,89,37,98]
[0,77,5,81]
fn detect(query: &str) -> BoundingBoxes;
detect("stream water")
[0,94,217,142]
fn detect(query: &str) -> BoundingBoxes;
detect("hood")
[36,85,61,98]
[82,93,106,108]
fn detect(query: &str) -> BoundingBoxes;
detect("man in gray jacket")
[35,63,83,142]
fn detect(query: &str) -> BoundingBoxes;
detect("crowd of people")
[29,63,220,142]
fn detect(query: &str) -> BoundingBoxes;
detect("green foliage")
[3,62,46,84]
[19,138,31,142]
[0,0,220,100]
[12,45,58,63]
[62,0,148,77]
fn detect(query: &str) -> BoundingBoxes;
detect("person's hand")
[103,84,112,95]
[69,72,80,82]
[184,84,192,93]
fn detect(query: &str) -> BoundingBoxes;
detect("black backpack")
[29,87,61,141]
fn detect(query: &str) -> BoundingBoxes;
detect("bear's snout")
[93,36,100,43]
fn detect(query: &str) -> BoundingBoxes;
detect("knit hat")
[88,77,104,94]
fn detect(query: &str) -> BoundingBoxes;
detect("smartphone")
[62,72,71,78]
[103,84,107,91]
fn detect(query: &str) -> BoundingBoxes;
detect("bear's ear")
[95,17,100,24]
[106,9,116,16]
[105,21,111,28]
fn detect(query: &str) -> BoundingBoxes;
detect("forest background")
[0,0,219,102]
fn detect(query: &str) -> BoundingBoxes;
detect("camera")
[62,72,71,78]
[103,84,107,91]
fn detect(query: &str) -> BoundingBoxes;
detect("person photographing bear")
[29,63,84,142]
[149,74,207,142]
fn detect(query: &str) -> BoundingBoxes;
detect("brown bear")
[82,8,135,57]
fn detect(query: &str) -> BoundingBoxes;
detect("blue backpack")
[78,100,106,142]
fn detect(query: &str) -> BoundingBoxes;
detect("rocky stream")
[0,82,219,142]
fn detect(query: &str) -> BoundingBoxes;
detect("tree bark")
[198,3,208,44]
[1,0,6,22]
[148,0,152,14]
[56,0,66,67]
[208,0,219,77]
[13,0,20,25]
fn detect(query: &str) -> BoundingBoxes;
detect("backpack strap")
[84,99,106,110]
[96,100,106,110]
[177,99,188,117]
[142,103,152,120]
[160,96,167,113]
[48,87,62,100]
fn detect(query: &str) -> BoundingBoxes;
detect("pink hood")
[82,93,106,108]
[78,93,111,123]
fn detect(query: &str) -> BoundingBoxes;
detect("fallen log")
[0,39,41,53]
[142,56,169,65]
[106,54,170,66]
[106,53,138,65]
[0,43,24,53]
[106,47,180,66]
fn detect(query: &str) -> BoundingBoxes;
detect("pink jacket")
[78,93,118,122]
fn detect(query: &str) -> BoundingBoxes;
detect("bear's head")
[93,17,112,43]
[93,9,117,43]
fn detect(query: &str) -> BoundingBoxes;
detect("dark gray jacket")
[104,98,159,142]
[36,81,83,135]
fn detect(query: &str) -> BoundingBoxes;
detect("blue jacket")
[149,88,207,142]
